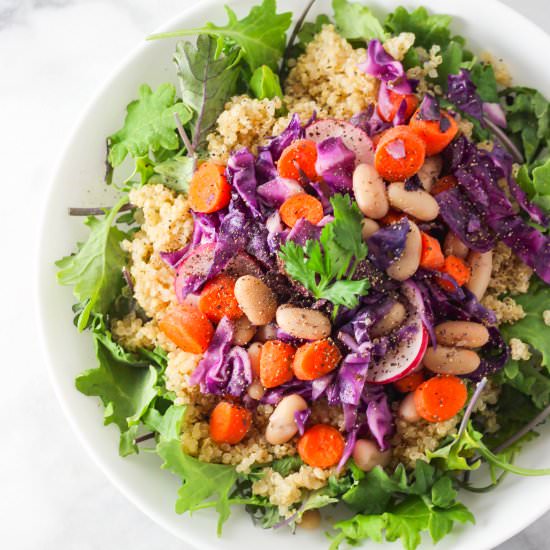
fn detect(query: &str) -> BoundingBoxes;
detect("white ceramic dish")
[38,1,550,548]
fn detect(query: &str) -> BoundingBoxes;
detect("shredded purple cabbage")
[366,394,394,451]
[257,177,303,208]
[315,137,356,192]
[287,218,322,246]
[255,148,278,183]
[359,39,412,94]
[367,218,410,270]
[447,69,483,119]
[444,136,550,282]
[294,408,311,436]
[337,428,357,472]
[266,113,303,161]
[350,104,391,137]
[227,148,261,218]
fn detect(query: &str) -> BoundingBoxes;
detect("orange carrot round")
[409,110,458,156]
[159,304,214,354]
[420,232,445,270]
[378,90,419,123]
[437,255,471,292]
[393,370,425,393]
[298,424,345,468]
[414,375,467,422]
[189,162,231,213]
[209,401,252,444]
[198,274,242,324]
[278,139,318,182]
[279,193,324,228]
[431,174,458,195]
[293,339,342,381]
[259,340,296,388]
[374,126,426,182]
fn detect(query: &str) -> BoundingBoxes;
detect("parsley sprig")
[279,194,370,314]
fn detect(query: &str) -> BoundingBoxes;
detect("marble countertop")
[1,1,549,548]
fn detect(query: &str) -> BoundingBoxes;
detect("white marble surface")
[1,1,549,548]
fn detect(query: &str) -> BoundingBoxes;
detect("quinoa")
[510,338,532,361]
[480,52,512,86]
[544,310,550,326]
[284,25,379,119]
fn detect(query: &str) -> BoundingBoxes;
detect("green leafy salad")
[55,1,550,549]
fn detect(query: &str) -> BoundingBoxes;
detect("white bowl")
[38,1,550,548]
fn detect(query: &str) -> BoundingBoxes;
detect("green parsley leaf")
[75,318,160,456]
[250,65,283,100]
[154,404,238,534]
[107,84,192,167]
[516,159,550,215]
[279,194,369,313]
[56,197,129,331]
[174,34,241,150]
[384,6,453,50]
[270,455,303,477]
[332,0,386,42]
[153,156,195,193]
[153,0,292,72]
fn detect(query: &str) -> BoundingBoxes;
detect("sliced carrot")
[259,340,296,388]
[159,304,214,354]
[298,424,345,468]
[293,339,342,381]
[420,232,445,270]
[414,375,467,422]
[437,255,471,292]
[378,90,419,123]
[374,125,426,182]
[189,162,231,213]
[198,274,242,324]
[278,139,318,182]
[279,193,324,228]
[393,370,425,393]
[379,209,407,226]
[431,174,458,195]
[409,110,459,156]
[209,401,252,444]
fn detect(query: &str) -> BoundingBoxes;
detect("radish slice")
[306,119,374,165]
[366,283,428,384]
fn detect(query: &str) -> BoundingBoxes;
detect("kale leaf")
[332,0,386,42]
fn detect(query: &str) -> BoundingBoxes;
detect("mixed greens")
[55,1,550,549]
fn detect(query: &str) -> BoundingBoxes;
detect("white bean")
[417,156,442,192]
[231,316,256,346]
[361,218,380,241]
[423,345,481,375]
[371,302,407,337]
[247,380,265,400]
[387,181,440,221]
[248,342,263,376]
[265,394,308,445]
[276,305,331,340]
[298,509,321,530]
[386,221,421,281]
[234,275,277,325]
[443,232,469,259]
[435,321,490,348]
[352,439,392,472]
[466,251,493,301]
[353,163,390,219]
[398,392,421,423]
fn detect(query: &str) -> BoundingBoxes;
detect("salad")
[56,1,550,548]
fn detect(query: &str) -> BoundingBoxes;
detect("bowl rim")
[36,0,550,548]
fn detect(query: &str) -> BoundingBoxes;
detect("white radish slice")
[366,283,428,384]
[306,119,374,165]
